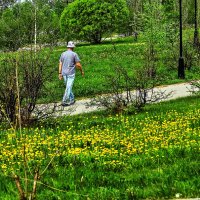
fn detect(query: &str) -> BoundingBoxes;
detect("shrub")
[0,49,56,127]
[60,0,129,44]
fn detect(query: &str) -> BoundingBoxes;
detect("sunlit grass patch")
[0,96,200,199]
[1,107,199,174]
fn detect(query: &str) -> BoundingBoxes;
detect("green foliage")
[37,4,60,45]
[142,1,167,48]
[0,8,21,51]
[0,0,16,12]
[49,0,74,16]
[60,0,129,43]
[0,1,60,51]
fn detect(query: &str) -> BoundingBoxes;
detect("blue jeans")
[62,74,75,103]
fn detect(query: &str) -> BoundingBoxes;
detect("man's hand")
[81,71,84,77]
[59,74,63,80]
[59,62,63,80]
[76,62,84,77]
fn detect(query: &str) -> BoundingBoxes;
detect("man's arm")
[76,62,84,77]
[59,61,63,80]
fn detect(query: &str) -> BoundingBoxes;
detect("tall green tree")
[0,7,22,50]
[0,0,17,12]
[60,0,129,44]
[0,1,60,51]
[194,0,199,46]
[126,0,144,34]
[47,0,74,16]
[37,4,60,45]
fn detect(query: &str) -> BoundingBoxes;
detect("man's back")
[60,50,80,75]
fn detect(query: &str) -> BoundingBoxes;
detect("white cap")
[67,41,75,48]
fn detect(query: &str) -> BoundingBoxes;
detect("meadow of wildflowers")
[0,97,200,199]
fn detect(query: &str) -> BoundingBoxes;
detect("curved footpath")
[35,82,199,118]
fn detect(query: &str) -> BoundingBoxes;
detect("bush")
[0,49,56,127]
[60,0,129,44]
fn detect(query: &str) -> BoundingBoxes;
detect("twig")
[13,174,25,200]
[32,169,39,198]
[40,155,55,176]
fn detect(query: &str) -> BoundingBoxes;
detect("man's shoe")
[61,102,69,107]
[70,100,76,105]
[62,100,75,107]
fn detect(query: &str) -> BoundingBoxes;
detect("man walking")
[59,41,84,106]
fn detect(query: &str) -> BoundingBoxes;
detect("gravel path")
[35,82,199,118]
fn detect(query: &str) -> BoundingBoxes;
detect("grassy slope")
[42,36,200,103]
[0,35,199,104]
[0,31,200,199]
[0,95,200,200]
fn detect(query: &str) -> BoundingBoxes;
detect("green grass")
[0,32,200,199]
[0,95,200,199]
[38,35,200,103]
[1,35,200,104]
[43,37,145,102]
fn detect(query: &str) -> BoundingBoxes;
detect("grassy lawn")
[37,35,200,103]
[0,95,199,199]
[0,35,200,104]
[0,31,200,199]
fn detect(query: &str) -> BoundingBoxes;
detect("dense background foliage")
[60,0,129,43]
[0,0,200,50]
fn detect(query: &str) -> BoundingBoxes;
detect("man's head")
[67,41,75,49]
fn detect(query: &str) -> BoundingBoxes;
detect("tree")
[0,8,22,51]
[0,1,60,51]
[37,4,60,45]
[25,0,73,16]
[40,0,74,16]
[60,0,129,44]
[126,0,144,35]
[53,0,74,16]
[194,0,199,46]
[0,0,17,12]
